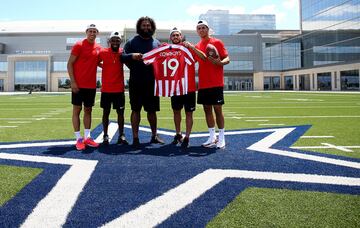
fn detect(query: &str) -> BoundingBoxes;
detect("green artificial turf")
[207,187,360,228]
[0,165,43,206]
[0,92,359,157]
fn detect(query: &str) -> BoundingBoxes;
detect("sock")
[84,129,91,139]
[74,131,81,140]
[219,128,225,140]
[209,127,216,139]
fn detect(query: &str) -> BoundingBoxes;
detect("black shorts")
[171,92,196,112]
[71,88,96,107]
[129,83,160,112]
[100,92,125,110]
[197,87,224,105]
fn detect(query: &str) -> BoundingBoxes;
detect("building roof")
[0,20,198,34]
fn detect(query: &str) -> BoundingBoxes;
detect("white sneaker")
[216,137,225,149]
[202,136,217,148]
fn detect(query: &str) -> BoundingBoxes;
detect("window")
[264,76,280,90]
[58,77,71,92]
[317,72,332,90]
[0,79,4,91]
[340,70,359,91]
[53,62,67,72]
[15,61,47,91]
[284,76,294,90]
[224,77,253,91]
[0,62,7,71]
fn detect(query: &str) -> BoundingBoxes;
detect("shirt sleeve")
[216,40,228,59]
[71,42,81,56]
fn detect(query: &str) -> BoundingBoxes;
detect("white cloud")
[186,4,245,16]
[251,4,276,14]
[251,4,286,25]
[283,0,298,10]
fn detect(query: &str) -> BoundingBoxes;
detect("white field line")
[0,126,18,128]
[0,141,76,149]
[102,169,360,228]
[300,136,334,138]
[0,153,98,228]
[1,115,360,121]
[281,98,324,101]
[237,116,360,119]
[95,122,119,143]
[32,115,51,118]
[291,145,360,150]
[258,124,285,126]
[225,106,360,109]
[245,120,269,122]
[7,121,32,124]
[247,128,360,169]
[321,143,353,152]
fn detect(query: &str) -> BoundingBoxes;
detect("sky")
[0,0,300,30]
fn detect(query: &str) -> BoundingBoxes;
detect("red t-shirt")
[196,37,228,89]
[187,47,197,93]
[99,48,125,93]
[143,44,195,97]
[71,39,101,89]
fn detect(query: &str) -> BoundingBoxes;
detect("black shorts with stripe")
[100,92,125,110]
[171,92,196,112]
[71,88,96,107]
[197,87,224,105]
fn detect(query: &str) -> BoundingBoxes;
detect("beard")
[139,29,154,38]
[111,45,120,52]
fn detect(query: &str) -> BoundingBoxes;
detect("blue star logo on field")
[0,124,359,227]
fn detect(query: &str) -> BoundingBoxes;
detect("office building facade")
[199,10,276,35]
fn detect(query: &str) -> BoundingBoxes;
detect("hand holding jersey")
[143,44,195,97]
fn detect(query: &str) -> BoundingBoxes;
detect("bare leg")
[83,106,92,129]
[131,111,140,139]
[203,105,215,128]
[185,111,193,138]
[72,105,82,132]
[147,111,157,136]
[173,109,181,134]
[102,108,111,136]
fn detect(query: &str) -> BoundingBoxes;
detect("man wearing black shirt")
[124,16,164,148]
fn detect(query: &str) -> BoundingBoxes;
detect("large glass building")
[199,10,276,35]
[300,0,360,67]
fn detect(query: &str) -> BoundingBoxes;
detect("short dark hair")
[136,16,156,34]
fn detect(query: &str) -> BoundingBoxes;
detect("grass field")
[1,91,359,158]
[0,91,359,226]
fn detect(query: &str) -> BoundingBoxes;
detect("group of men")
[67,16,230,151]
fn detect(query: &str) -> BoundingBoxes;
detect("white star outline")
[0,124,359,228]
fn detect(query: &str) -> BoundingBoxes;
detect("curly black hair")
[136,16,156,35]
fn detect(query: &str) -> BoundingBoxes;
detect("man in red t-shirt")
[98,31,128,145]
[67,24,101,151]
[167,27,205,149]
[185,20,230,149]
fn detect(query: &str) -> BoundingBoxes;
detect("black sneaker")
[103,135,109,145]
[181,137,189,150]
[117,134,129,145]
[132,137,140,149]
[172,134,183,145]
[150,134,165,144]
